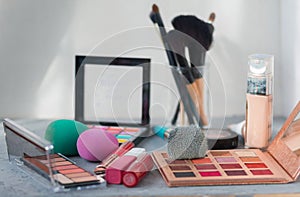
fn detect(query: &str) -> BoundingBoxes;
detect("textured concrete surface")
[0,117,300,196]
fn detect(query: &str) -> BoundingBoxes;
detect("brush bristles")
[167,125,208,160]
[209,12,216,23]
[152,4,159,13]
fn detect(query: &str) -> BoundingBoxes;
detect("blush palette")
[152,101,300,187]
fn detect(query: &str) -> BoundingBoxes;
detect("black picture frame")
[75,55,151,127]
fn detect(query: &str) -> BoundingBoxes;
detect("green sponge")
[45,119,88,156]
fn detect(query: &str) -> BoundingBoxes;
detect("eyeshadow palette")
[152,101,300,187]
[3,119,105,192]
[22,153,103,188]
[88,125,146,144]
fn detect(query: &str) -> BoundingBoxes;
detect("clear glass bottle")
[245,54,274,149]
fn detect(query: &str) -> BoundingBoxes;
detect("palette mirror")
[282,112,300,156]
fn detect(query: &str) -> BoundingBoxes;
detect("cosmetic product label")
[247,76,273,95]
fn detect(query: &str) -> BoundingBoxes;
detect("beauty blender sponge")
[77,128,119,162]
[44,119,88,156]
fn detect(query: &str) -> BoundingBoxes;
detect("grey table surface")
[0,117,300,197]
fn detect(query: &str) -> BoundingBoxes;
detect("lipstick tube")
[122,153,154,187]
[245,54,274,149]
[105,148,146,184]
[94,141,134,175]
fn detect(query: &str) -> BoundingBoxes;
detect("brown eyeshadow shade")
[52,165,79,171]
[192,158,211,164]
[71,176,98,183]
[59,168,85,174]
[225,170,247,176]
[39,157,67,165]
[251,169,273,175]
[210,151,231,157]
[65,172,92,178]
[194,164,217,170]
[169,165,191,171]
[240,157,261,162]
[50,161,73,167]
[34,154,60,160]
[220,163,242,169]
[245,163,267,169]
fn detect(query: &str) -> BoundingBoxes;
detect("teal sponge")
[45,119,88,156]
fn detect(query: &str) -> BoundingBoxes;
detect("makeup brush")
[170,13,216,126]
[153,125,208,160]
[149,4,201,126]
[165,30,207,126]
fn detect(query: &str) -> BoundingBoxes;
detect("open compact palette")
[3,119,105,192]
[152,101,300,186]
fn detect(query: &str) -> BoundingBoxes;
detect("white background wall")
[280,0,300,116]
[0,0,298,121]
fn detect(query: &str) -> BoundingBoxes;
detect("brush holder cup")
[169,64,211,128]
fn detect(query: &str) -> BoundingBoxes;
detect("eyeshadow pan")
[34,154,60,160]
[124,127,139,132]
[52,165,79,171]
[225,170,247,176]
[245,163,267,169]
[116,134,132,139]
[220,164,242,169]
[117,139,128,143]
[251,169,273,175]
[192,158,211,164]
[66,172,92,178]
[215,157,236,163]
[39,157,66,164]
[211,151,231,157]
[71,176,98,183]
[59,168,85,174]
[199,171,221,177]
[240,157,261,162]
[170,165,191,171]
[106,130,121,135]
[108,127,123,131]
[174,172,196,178]
[50,161,73,167]
[235,151,257,157]
[194,164,217,170]
[53,174,74,184]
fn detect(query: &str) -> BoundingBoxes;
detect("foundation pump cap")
[248,54,274,75]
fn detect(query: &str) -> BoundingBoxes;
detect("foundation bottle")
[245,54,274,149]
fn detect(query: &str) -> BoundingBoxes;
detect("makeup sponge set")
[45,119,118,161]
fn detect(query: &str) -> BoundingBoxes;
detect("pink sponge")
[77,128,119,161]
